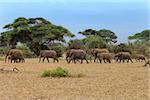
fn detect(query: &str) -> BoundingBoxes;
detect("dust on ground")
[0,58,149,100]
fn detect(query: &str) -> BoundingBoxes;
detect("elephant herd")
[4,48,148,64]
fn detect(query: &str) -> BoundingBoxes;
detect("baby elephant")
[144,60,150,67]
[8,55,25,63]
[5,49,25,63]
[115,52,133,63]
[135,54,146,62]
[5,49,24,63]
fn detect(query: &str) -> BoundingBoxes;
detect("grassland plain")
[0,58,149,100]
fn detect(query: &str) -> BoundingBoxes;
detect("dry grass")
[0,58,149,100]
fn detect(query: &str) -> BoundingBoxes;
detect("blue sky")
[0,0,149,43]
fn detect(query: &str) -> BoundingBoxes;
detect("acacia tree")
[0,17,74,55]
[68,39,85,49]
[79,29,117,44]
[128,29,150,56]
[128,30,150,42]
[83,36,107,49]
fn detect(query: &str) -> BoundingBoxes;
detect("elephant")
[90,48,109,62]
[144,59,150,66]
[66,49,74,63]
[39,50,58,63]
[8,55,25,63]
[68,49,89,64]
[66,49,81,63]
[115,52,133,63]
[97,53,114,63]
[5,49,24,63]
[134,54,146,62]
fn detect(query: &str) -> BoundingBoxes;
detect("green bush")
[84,36,107,49]
[16,44,35,58]
[49,44,66,57]
[0,47,7,55]
[144,48,150,57]
[41,70,52,77]
[68,39,85,49]
[41,67,69,77]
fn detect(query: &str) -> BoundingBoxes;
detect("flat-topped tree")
[1,17,74,55]
[128,30,150,42]
[79,29,117,44]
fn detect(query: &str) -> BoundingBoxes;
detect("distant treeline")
[0,17,149,57]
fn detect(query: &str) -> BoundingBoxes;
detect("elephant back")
[39,50,57,58]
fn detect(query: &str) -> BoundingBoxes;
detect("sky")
[0,0,149,43]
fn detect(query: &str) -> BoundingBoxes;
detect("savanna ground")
[0,58,149,100]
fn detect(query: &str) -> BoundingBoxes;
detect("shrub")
[0,47,7,55]
[41,70,51,77]
[16,44,35,58]
[68,39,85,49]
[41,67,69,77]
[41,67,85,78]
[144,48,150,57]
[49,43,66,57]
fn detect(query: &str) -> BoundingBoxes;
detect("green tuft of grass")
[41,67,85,78]
[41,70,51,77]
[41,67,69,77]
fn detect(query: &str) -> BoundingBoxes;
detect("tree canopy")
[128,30,150,42]
[79,29,117,43]
[0,17,74,55]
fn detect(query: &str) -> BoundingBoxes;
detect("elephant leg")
[103,59,107,63]
[18,59,21,63]
[98,57,102,63]
[66,57,68,63]
[109,60,111,63]
[130,59,133,63]
[47,57,50,63]
[74,58,76,64]
[68,58,71,64]
[80,58,83,64]
[94,56,97,63]
[116,58,120,63]
[42,57,45,62]
[119,59,122,63]
[115,58,118,62]
[123,59,125,63]
[56,58,59,63]
[126,59,129,63]
[11,59,13,63]
[66,58,68,63]
[98,57,101,63]
[84,58,89,64]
